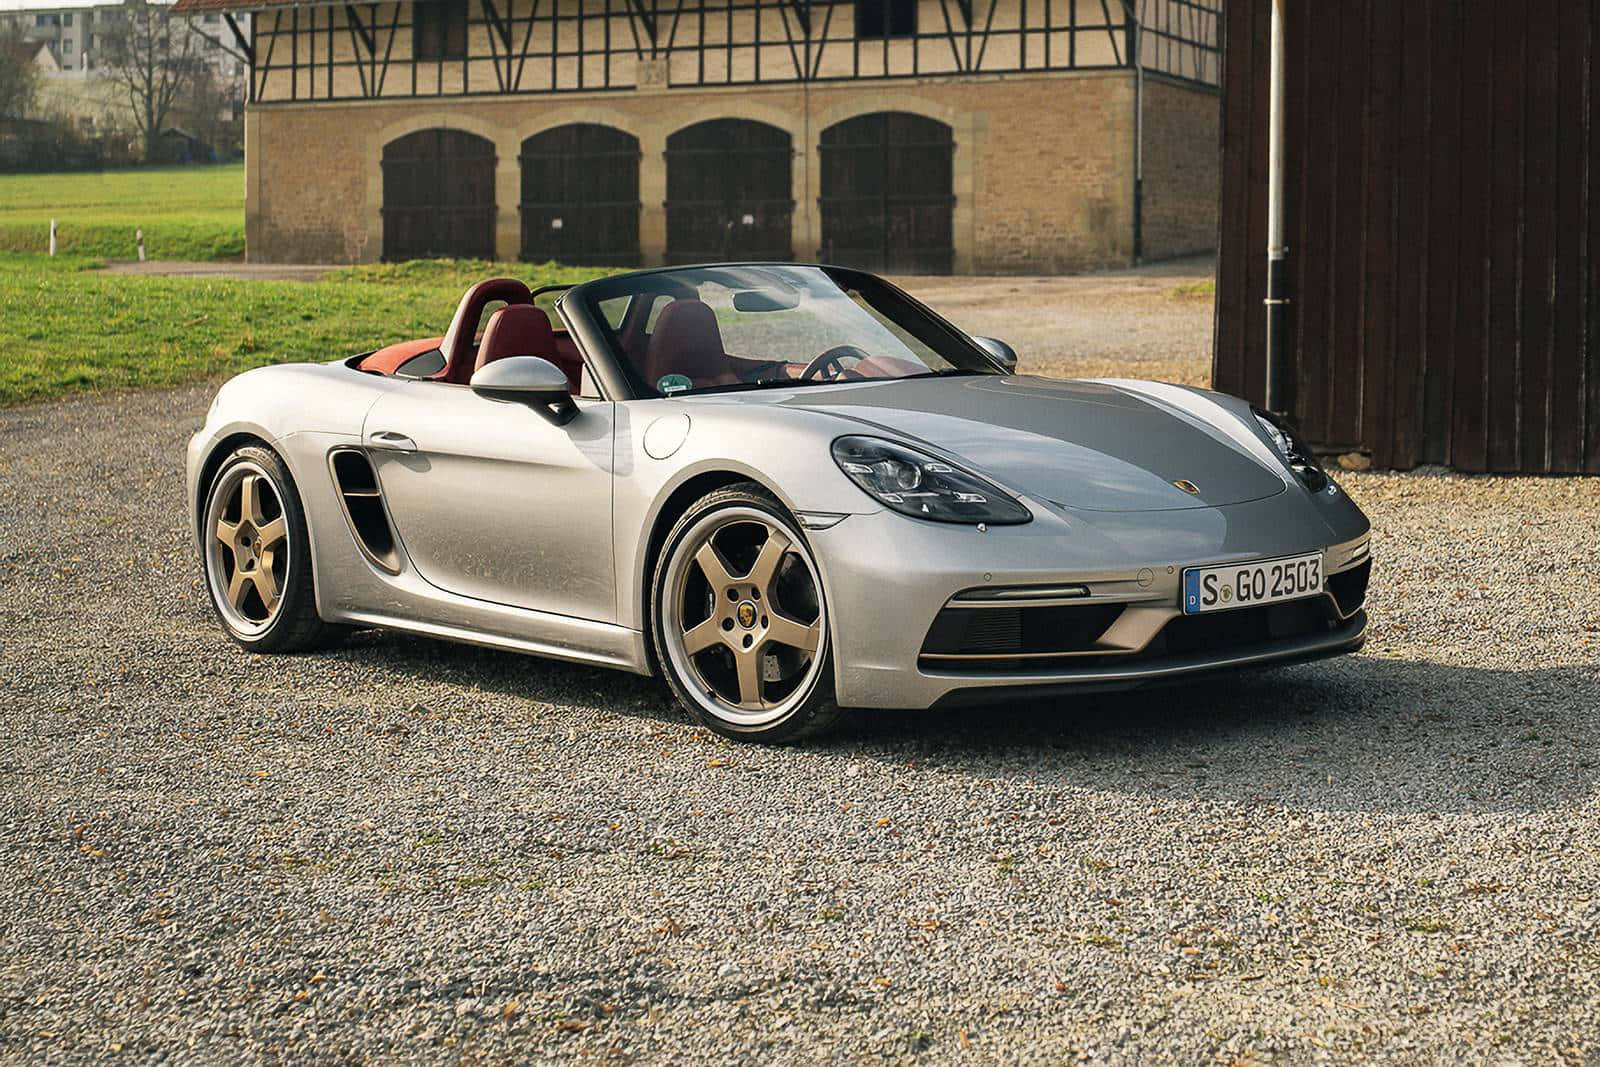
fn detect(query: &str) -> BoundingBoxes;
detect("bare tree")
[0,24,41,119]
[98,0,204,161]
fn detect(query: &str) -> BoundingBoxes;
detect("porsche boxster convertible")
[187,263,1371,741]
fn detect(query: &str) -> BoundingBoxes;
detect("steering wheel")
[800,344,872,382]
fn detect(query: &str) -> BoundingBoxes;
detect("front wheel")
[200,444,339,652]
[651,483,841,742]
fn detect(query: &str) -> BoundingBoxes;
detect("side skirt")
[329,607,652,676]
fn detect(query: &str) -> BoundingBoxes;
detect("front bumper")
[807,491,1371,710]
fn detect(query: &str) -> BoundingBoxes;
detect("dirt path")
[99,259,342,282]
[894,256,1216,387]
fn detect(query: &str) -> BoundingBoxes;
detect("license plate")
[1182,552,1323,614]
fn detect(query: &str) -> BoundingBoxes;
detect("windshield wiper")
[746,375,835,388]
[900,368,986,381]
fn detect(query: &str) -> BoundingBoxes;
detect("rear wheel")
[651,483,841,742]
[201,445,338,652]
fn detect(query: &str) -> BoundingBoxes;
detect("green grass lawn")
[0,165,246,261]
[0,254,614,405]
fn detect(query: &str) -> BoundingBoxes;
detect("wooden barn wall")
[1214,0,1600,474]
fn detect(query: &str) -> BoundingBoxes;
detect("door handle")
[366,430,418,452]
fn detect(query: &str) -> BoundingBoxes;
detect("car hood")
[774,374,1289,512]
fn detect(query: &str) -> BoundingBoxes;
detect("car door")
[361,381,617,623]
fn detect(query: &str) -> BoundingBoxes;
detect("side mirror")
[971,335,1018,373]
[470,356,578,425]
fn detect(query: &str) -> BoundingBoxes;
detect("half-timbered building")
[173,0,1221,271]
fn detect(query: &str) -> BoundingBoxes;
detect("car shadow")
[823,655,1600,816]
[329,629,1598,817]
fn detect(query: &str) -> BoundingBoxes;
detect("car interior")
[354,267,982,400]
[355,277,590,394]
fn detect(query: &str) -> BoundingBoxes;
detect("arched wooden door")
[819,112,955,274]
[519,124,641,266]
[665,119,793,263]
[381,128,496,261]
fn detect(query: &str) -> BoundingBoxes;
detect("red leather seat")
[441,278,533,385]
[475,304,558,368]
[643,299,741,390]
[475,305,588,394]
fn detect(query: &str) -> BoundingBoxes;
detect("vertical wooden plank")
[1212,0,1258,399]
[1360,0,1401,467]
[1421,0,1461,466]
[1324,0,1369,450]
[1588,0,1600,472]
[1290,1,1338,443]
[1386,0,1430,470]
[1451,1,1493,472]
[1519,0,1559,472]
[1548,0,1590,471]
[1485,0,1526,470]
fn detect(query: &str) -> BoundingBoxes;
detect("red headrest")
[475,305,558,374]
[441,278,532,384]
[644,299,728,386]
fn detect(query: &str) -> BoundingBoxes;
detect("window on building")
[855,0,916,39]
[413,0,467,61]
[62,37,72,52]
[62,12,72,25]
[35,14,58,27]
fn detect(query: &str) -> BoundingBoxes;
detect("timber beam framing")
[243,0,1220,103]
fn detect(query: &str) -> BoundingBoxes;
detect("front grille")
[1326,558,1371,617]
[920,603,1124,665]
[1131,597,1340,662]
[922,594,1352,675]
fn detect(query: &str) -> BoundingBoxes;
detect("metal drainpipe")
[1265,0,1289,414]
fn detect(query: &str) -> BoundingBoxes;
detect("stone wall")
[246,70,1218,272]
[1140,74,1220,262]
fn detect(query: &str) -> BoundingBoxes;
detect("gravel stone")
[2,272,1598,1062]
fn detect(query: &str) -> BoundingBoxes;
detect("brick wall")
[247,70,1216,272]
[1140,75,1220,262]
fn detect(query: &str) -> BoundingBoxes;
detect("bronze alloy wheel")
[656,488,838,738]
[205,460,291,635]
[200,445,337,652]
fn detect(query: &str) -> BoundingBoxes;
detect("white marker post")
[137,228,146,262]
[49,218,57,256]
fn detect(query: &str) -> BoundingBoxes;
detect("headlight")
[830,436,1031,525]
[1253,409,1329,491]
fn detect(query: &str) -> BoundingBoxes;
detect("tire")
[650,482,842,742]
[200,444,340,653]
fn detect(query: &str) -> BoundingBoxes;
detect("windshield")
[576,264,1001,397]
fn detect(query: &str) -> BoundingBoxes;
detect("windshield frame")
[557,263,1008,401]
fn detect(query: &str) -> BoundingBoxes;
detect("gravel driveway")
[2,274,1598,1063]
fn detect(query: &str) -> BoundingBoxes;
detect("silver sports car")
[187,263,1371,741]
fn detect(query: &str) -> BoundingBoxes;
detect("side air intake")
[328,448,402,574]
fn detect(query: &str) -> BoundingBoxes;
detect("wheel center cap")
[736,600,758,629]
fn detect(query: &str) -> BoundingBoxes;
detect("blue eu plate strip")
[1182,568,1201,613]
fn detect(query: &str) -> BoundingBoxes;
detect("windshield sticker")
[657,373,693,396]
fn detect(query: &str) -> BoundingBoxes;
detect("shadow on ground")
[328,627,1599,818]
